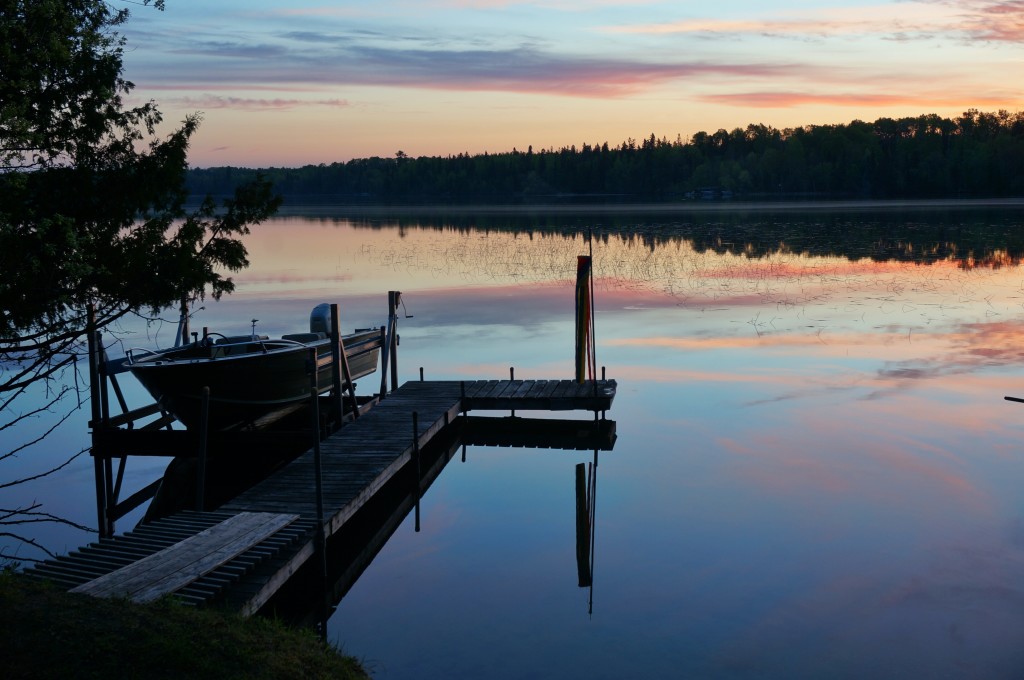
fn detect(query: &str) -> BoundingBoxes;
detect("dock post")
[379,291,401,398]
[87,309,109,538]
[460,381,468,463]
[329,305,344,425]
[390,292,401,393]
[195,387,210,512]
[412,411,421,532]
[309,349,328,586]
[311,387,325,536]
[97,334,117,537]
[330,303,359,423]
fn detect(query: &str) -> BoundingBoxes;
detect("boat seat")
[281,332,327,343]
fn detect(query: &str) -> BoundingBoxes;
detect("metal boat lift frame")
[86,292,404,539]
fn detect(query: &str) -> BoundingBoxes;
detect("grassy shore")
[1,571,368,680]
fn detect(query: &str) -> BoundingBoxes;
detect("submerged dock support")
[413,411,421,532]
[310,382,328,588]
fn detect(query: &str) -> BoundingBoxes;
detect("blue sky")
[120,1,1024,167]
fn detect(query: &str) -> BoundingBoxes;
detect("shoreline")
[274,196,1024,217]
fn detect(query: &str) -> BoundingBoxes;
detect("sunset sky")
[121,0,1024,168]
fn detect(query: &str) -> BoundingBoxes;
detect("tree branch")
[0,447,88,490]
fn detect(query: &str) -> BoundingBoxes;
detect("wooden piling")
[195,387,210,512]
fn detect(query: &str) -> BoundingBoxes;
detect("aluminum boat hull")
[129,330,381,430]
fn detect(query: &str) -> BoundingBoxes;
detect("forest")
[187,109,1024,202]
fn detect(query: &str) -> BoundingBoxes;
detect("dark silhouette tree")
[0,0,280,562]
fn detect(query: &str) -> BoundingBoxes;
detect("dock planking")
[221,380,468,538]
[36,378,614,612]
[223,379,613,533]
[70,512,299,603]
[25,510,317,607]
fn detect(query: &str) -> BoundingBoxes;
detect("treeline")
[187,109,1024,202]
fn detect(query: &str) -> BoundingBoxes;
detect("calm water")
[6,202,1024,678]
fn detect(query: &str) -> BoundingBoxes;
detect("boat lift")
[86,292,404,538]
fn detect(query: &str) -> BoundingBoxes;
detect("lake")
[6,201,1024,678]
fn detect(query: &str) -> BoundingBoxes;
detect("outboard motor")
[310,303,332,335]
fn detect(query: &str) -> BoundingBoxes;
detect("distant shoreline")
[274,197,1024,217]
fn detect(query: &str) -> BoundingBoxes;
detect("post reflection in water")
[264,414,616,631]
[575,450,598,615]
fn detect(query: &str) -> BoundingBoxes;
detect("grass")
[0,570,369,680]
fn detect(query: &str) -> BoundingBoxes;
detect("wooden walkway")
[69,512,299,603]
[26,378,615,613]
[24,511,318,607]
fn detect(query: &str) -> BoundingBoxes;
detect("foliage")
[0,0,279,561]
[1,0,281,344]
[1,571,369,679]
[188,110,1024,202]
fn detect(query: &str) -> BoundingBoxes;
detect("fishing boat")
[128,304,382,430]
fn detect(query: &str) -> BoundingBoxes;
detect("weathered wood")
[53,378,617,613]
[511,380,536,400]
[461,379,616,412]
[70,512,298,602]
[102,402,164,428]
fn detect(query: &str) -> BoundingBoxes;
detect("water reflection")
[281,200,1024,268]
[575,452,598,615]
[8,205,1024,677]
[261,416,614,628]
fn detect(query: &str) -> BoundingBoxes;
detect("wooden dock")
[25,378,616,614]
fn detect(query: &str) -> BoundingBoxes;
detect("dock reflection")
[259,414,615,627]
[576,452,598,614]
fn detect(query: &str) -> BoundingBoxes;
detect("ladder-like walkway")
[25,379,616,614]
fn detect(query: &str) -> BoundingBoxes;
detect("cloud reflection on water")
[11,213,1024,676]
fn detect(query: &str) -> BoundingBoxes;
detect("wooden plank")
[70,512,298,602]
[103,402,163,428]
[511,380,536,400]
[479,380,507,399]
[538,380,562,399]
[524,380,552,399]
[550,380,579,399]
[489,380,517,399]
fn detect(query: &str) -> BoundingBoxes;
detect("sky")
[120,0,1024,168]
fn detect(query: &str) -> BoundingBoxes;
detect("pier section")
[25,378,616,615]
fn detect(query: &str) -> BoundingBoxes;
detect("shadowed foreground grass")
[1,571,368,679]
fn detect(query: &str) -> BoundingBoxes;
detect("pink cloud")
[608,2,1024,45]
[947,0,1024,41]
